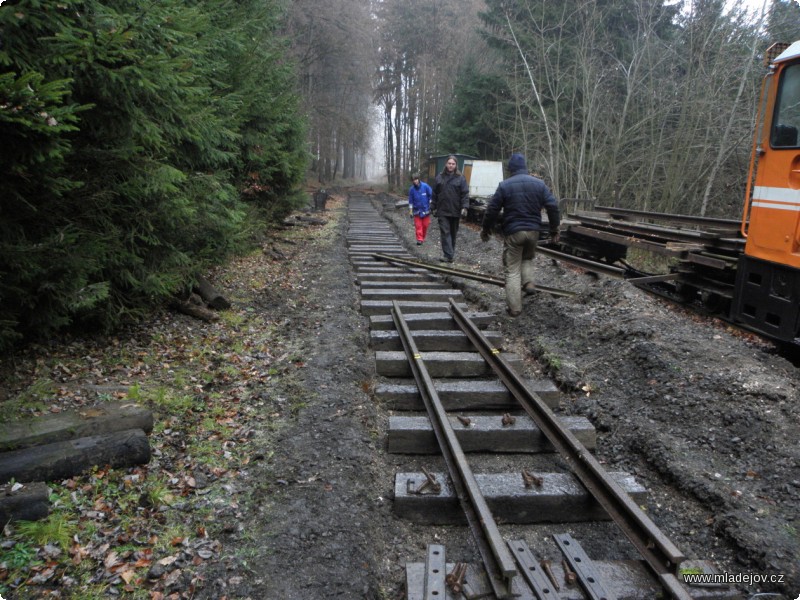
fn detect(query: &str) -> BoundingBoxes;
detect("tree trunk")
[0,481,50,522]
[0,429,151,484]
[0,402,153,452]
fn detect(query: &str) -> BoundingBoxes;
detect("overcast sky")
[727,0,799,20]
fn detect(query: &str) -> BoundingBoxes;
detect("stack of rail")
[545,202,746,309]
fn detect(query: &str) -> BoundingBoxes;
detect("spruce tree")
[0,0,308,349]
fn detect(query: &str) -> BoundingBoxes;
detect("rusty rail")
[535,245,628,278]
[389,300,518,599]
[372,252,576,297]
[591,206,743,231]
[448,298,695,600]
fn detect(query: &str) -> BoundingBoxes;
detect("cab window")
[771,62,800,148]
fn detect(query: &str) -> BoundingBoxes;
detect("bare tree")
[374,0,488,186]
[286,0,376,183]
[478,0,764,215]
[699,4,768,216]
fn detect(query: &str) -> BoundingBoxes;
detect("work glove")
[480,230,490,243]
[409,206,414,217]
[460,208,468,218]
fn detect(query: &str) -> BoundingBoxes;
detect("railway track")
[538,202,744,305]
[535,203,799,355]
[347,193,745,600]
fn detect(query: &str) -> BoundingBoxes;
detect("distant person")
[480,153,560,317]
[408,173,433,245]
[430,155,469,263]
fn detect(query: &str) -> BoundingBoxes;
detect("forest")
[2,0,799,350]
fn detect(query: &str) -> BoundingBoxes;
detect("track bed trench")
[347,194,740,600]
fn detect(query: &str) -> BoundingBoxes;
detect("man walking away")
[480,153,560,317]
[408,173,433,245]
[430,155,469,263]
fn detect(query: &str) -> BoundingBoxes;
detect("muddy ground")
[375,190,800,599]
[1,188,798,599]
[232,189,799,599]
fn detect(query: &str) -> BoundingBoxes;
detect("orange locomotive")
[734,41,800,342]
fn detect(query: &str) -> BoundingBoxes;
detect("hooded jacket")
[482,153,560,236]
[408,180,433,216]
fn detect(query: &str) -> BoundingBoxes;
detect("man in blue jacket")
[408,173,433,245]
[480,153,560,317]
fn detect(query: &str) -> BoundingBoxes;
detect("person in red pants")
[408,173,433,245]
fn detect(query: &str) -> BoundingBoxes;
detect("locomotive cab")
[732,41,800,342]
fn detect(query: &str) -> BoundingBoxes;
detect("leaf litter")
[0,199,337,599]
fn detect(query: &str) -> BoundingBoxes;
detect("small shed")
[425,154,478,182]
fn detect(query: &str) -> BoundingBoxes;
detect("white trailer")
[463,160,504,199]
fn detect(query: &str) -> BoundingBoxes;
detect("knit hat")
[508,153,527,172]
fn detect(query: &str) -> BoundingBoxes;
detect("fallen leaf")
[120,569,136,584]
[133,557,152,568]
[104,550,121,569]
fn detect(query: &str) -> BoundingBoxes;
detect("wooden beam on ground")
[0,429,151,484]
[387,414,596,454]
[394,471,645,524]
[375,379,560,411]
[0,402,153,452]
[0,481,50,522]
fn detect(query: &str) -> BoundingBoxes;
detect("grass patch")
[129,383,199,414]
[1,378,57,420]
[1,540,42,570]
[535,338,563,371]
[16,513,76,551]
[220,311,247,328]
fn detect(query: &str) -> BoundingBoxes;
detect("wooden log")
[0,481,50,522]
[0,429,151,484]
[283,215,326,226]
[263,244,288,261]
[194,275,231,310]
[0,402,153,452]
[172,299,219,322]
[188,292,204,305]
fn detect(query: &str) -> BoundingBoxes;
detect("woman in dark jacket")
[431,155,470,262]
